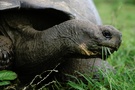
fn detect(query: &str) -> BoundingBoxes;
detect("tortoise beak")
[79,43,98,56]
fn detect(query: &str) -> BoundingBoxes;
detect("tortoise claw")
[0,49,12,70]
[0,36,13,70]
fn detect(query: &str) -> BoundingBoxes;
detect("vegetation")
[0,70,17,86]
[0,70,17,90]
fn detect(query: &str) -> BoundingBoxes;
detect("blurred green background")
[95,0,135,4]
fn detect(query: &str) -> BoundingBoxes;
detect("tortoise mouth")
[64,46,117,60]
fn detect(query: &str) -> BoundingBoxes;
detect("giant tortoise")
[0,0,122,84]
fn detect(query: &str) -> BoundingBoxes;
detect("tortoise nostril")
[102,30,112,39]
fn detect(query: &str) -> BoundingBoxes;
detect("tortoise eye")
[102,30,112,39]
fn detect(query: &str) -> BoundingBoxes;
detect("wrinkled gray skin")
[0,0,122,83]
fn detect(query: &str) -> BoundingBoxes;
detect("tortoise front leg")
[0,35,13,70]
